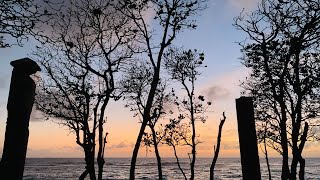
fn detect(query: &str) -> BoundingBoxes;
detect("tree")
[257,121,272,180]
[162,118,190,180]
[33,0,135,179]
[234,0,320,179]
[116,1,207,179]
[210,112,226,180]
[121,62,169,179]
[164,48,210,180]
[0,0,49,47]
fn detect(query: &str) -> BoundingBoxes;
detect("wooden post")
[235,96,261,180]
[0,58,41,180]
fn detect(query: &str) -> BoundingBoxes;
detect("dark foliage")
[234,0,320,179]
[0,0,50,47]
[33,0,135,179]
[116,0,208,179]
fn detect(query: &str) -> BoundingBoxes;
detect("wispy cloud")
[200,67,250,113]
[108,141,134,149]
[204,85,231,101]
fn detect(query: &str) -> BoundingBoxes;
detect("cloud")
[201,67,250,102]
[204,85,231,101]
[109,141,134,149]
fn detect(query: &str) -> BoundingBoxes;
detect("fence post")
[235,96,261,180]
[0,58,41,180]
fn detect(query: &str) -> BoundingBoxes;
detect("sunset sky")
[1,0,320,159]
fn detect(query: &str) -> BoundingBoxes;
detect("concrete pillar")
[0,58,41,180]
[235,96,261,180]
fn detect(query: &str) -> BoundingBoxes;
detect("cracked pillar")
[235,96,261,180]
[0,58,41,180]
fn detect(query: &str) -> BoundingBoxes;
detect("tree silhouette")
[116,0,207,179]
[33,0,135,179]
[164,48,210,180]
[162,118,190,180]
[210,112,226,180]
[0,0,50,47]
[234,0,320,179]
[257,121,272,180]
[121,62,170,179]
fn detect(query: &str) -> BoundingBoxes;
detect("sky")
[1,0,320,158]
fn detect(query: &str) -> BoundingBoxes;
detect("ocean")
[23,158,320,180]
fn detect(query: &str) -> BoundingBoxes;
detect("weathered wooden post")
[0,58,41,180]
[235,96,261,180]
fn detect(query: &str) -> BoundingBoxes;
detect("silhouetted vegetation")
[257,121,272,180]
[115,0,207,179]
[210,112,226,180]
[162,118,189,180]
[3,0,306,179]
[234,0,320,179]
[121,62,170,179]
[164,48,211,179]
[0,0,50,47]
[33,0,135,179]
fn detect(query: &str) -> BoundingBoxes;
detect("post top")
[236,96,253,100]
[10,58,41,75]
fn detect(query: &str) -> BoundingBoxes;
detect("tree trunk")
[151,127,163,179]
[264,136,272,180]
[97,156,105,180]
[130,71,160,180]
[79,169,89,180]
[279,95,290,180]
[190,123,196,180]
[290,128,299,180]
[97,99,109,180]
[280,119,290,180]
[298,157,305,180]
[210,113,226,180]
[172,145,187,180]
[130,121,148,180]
[81,150,96,180]
[290,95,303,180]
[190,97,196,180]
[298,123,308,180]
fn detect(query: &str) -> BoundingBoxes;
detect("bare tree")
[0,0,50,47]
[33,0,135,179]
[257,121,272,180]
[234,0,320,179]
[164,48,210,180]
[116,0,207,179]
[162,118,190,180]
[121,62,169,179]
[210,112,226,180]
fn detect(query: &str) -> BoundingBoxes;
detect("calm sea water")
[23,158,320,180]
